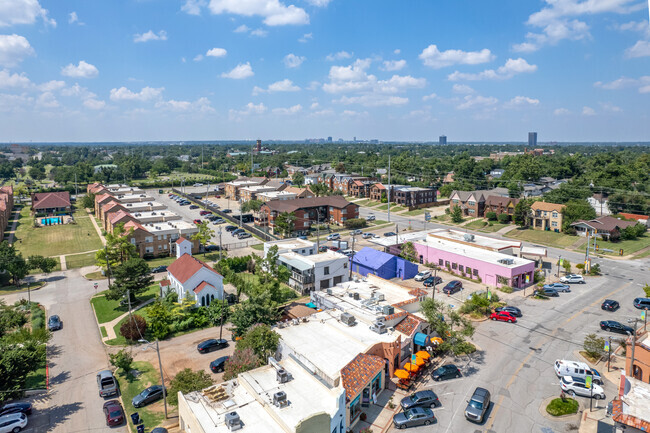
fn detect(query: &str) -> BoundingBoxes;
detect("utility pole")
[156,339,168,419]
[432,268,438,301]
[218,227,223,260]
[629,319,639,377]
[556,255,562,278]
[219,300,225,340]
[316,209,321,253]
[387,155,391,223]
[251,142,254,177]
[105,244,112,287]
[607,337,612,372]
[349,235,356,280]
[74,173,78,199]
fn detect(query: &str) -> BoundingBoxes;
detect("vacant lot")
[506,228,577,248]
[13,208,102,257]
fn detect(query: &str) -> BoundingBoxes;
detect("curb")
[538,396,582,422]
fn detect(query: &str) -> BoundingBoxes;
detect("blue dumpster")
[131,413,140,425]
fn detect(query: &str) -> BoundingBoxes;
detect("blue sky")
[0,0,649,142]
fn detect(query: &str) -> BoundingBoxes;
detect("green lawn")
[375,203,407,212]
[370,220,388,226]
[401,208,433,216]
[85,270,106,280]
[13,207,103,257]
[114,361,166,431]
[25,364,46,390]
[464,219,489,230]
[65,251,99,269]
[583,234,650,256]
[506,228,577,249]
[0,281,45,295]
[100,326,108,338]
[90,283,160,324]
[546,398,579,416]
[239,273,298,303]
[354,199,376,207]
[251,244,264,251]
[479,222,512,233]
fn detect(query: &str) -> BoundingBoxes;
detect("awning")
[403,363,419,373]
[394,369,410,379]
[414,357,426,367]
[305,302,317,309]
[414,332,431,346]
[415,351,430,359]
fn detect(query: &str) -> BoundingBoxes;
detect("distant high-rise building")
[256,139,262,152]
[327,136,332,142]
[528,132,537,147]
[439,135,447,145]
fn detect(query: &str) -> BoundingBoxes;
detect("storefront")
[341,354,385,428]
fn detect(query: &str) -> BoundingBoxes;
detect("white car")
[326,233,341,241]
[560,376,605,399]
[414,270,432,281]
[193,183,203,187]
[560,274,585,284]
[0,413,28,433]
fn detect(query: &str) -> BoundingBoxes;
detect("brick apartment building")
[257,196,359,236]
[484,196,520,217]
[0,186,14,239]
[122,220,200,258]
[531,201,566,232]
[449,190,489,217]
[393,186,437,209]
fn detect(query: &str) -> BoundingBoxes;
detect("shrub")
[109,349,133,374]
[583,333,606,360]
[609,229,621,242]
[168,368,213,406]
[497,213,511,224]
[485,211,497,221]
[31,305,45,330]
[223,347,261,380]
[589,263,601,275]
[344,218,367,229]
[644,284,650,298]
[498,286,513,294]
[564,226,577,236]
[546,398,579,416]
[533,270,544,284]
[119,314,147,342]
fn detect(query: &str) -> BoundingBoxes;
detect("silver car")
[560,375,605,399]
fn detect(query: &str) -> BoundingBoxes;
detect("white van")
[554,360,602,384]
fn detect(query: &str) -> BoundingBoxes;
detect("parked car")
[151,265,167,273]
[212,218,225,224]
[204,245,221,252]
[103,400,125,426]
[210,356,230,373]
[400,390,440,410]
[132,385,165,408]
[560,274,585,284]
[232,228,244,235]
[349,229,362,236]
[199,210,212,216]
[494,306,522,317]
[432,364,461,381]
[554,360,603,384]
[47,315,62,331]
[362,233,374,239]
[560,376,605,399]
[384,231,397,237]
[392,407,435,429]
[442,280,462,295]
[225,225,238,232]
[414,270,431,282]
[193,183,203,187]
[543,282,571,292]
[179,201,190,206]
[366,215,376,221]
[222,209,232,213]
[601,300,620,311]
[151,429,169,433]
[0,402,32,417]
[465,387,491,423]
[197,339,229,353]
[0,413,27,433]
[297,235,308,240]
[600,320,634,335]
[372,234,380,238]
[633,297,650,309]
[238,232,252,240]
[96,370,119,397]
[423,276,443,287]
[189,205,199,210]
[537,287,559,297]
[318,246,329,253]
[326,233,340,241]
[490,311,517,323]
[340,249,355,257]
[193,219,202,225]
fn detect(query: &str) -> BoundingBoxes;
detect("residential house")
[240,181,287,202]
[105,210,137,232]
[350,247,419,280]
[370,183,388,202]
[349,180,375,198]
[484,195,519,217]
[31,192,72,215]
[488,169,505,179]
[304,173,321,185]
[161,239,223,307]
[619,213,649,227]
[530,202,566,232]
[278,250,350,293]
[523,183,546,198]
[571,215,640,240]
[0,186,14,239]
[282,186,314,199]
[443,171,455,184]
[285,165,308,176]
[392,186,437,209]
[449,190,488,217]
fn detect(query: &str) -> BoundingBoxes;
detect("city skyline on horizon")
[0,0,649,142]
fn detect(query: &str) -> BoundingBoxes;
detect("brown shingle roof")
[530,201,565,212]
[262,196,357,213]
[407,288,428,297]
[485,195,518,207]
[31,192,71,210]
[109,210,134,224]
[167,253,220,284]
[341,353,385,401]
[571,215,638,232]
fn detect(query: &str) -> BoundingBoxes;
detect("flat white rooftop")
[427,228,521,251]
[265,238,315,251]
[113,193,153,201]
[130,210,181,220]
[141,220,198,233]
[304,250,347,263]
[121,201,166,210]
[620,375,650,424]
[369,230,429,247]
[258,191,297,199]
[241,185,279,192]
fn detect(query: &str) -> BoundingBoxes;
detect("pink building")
[413,234,535,289]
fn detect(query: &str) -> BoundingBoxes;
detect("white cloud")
[582,106,596,115]
[625,40,650,58]
[513,19,590,52]
[554,107,571,115]
[326,51,353,61]
[61,60,99,78]
[341,110,368,118]
[334,94,409,107]
[452,84,474,94]
[305,0,331,6]
[221,62,254,79]
[253,78,300,95]
[206,47,227,57]
[181,0,207,15]
[310,102,319,109]
[505,95,540,108]
[448,58,537,81]
[83,98,106,110]
[38,80,65,92]
[422,93,437,101]
[419,44,494,68]
[155,97,215,113]
[229,101,267,120]
[208,0,309,26]
[298,32,312,43]
[250,28,269,37]
[594,75,650,93]
[109,86,164,102]
[0,69,31,88]
[613,19,650,35]
[194,54,204,62]
[68,12,78,24]
[36,91,59,109]
[272,104,302,114]
[309,108,334,117]
[393,49,401,55]
[0,34,34,68]
[61,83,96,99]
[133,30,168,43]
[599,102,622,112]
[456,94,498,110]
[234,24,250,33]
[284,53,305,68]
[381,59,406,71]
[0,0,55,27]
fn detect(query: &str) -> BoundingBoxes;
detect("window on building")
[158,245,162,251]
[468,201,475,206]
[468,209,475,214]
[473,269,478,276]
[145,247,153,253]
[130,238,136,245]
[466,267,472,275]
[551,221,558,227]
[145,236,153,243]
[438,259,443,266]
[350,395,361,422]
[445,261,450,268]
[552,212,558,218]
[344,262,348,269]
[452,263,457,270]
[459,265,464,272]
[324,266,330,275]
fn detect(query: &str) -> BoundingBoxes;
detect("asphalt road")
[2,269,126,433]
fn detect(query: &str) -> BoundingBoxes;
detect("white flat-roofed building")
[120,201,167,213]
[279,250,349,293]
[112,192,154,203]
[107,186,144,195]
[258,190,298,202]
[240,185,282,202]
[141,220,199,239]
[129,210,182,224]
[264,238,316,256]
[177,356,346,433]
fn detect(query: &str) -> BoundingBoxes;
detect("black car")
[47,315,62,331]
[222,209,232,214]
[210,356,230,373]
[600,320,634,335]
[400,390,440,410]
[179,201,190,206]
[0,402,32,416]
[204,245,221,252]
[189,205,199,209]
[132,385,165,408]
[442,280,462,294]
[232,228,245,235]
[432,364,461,381]
[384,232,397,237]
[197,338,229,353]
[151,265,167,273]
[494,306,522,317]
[422,276,443,287]
[601,300,620,311]
[225,225,238,232]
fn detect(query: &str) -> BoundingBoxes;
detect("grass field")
[353,199,376,207]
[115,361,166,432]
[13,208,103,257]
[0,281,46,295]
[506,228,577,249]
[464,219,489,230]
[90,284,160,324]
[479,222,512,233]
[375,203,406,212]
[25,364,47,390]
[251,244,264,251]
[401,208,433,216]
[582,234,650,256]
[65,251,99,269]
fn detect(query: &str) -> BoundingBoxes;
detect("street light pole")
[139,339,168,419]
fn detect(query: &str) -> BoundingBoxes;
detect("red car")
[193,219,202,225]
[103,400,124,426]
[489,311,517,323]
[199,210,211,216]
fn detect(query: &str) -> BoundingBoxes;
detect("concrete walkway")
[100,298,156,341]
[86,209,106,245]
[458,217,483,226]
[496,224,519,235]
[4,208,21,244]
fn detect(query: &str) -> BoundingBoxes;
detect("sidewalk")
[86,209,106,245]
[100,298,156,341]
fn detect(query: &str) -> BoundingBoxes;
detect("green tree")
[399,242,417,263]
[257,246,289,284]
[28,255,58,274]
[0,242,30,286]
[421,298,475,355]
[237,324,280,361]
[583,334,606,360]
[335,162,346,173]
[28,166,46,181]
[147,299,173,340]
[168,368,213,406]
[206,298,231,326]
[0,338,47,403]
[274,212,296,238]
[561,200,596,231]
[192,221,215,255]
[230,294,281,337]
[119,314,147,341]
[81,192,96,209]
[450,206,463,223]
[310,183,329,197]
[241,199,263,213]
[106,257,154,302]
[561,258,572,274]
[223,347,260,381]
[513,200,531,227]
[95,223,138,271]
[109,349,134,375]
[292,172,305,186]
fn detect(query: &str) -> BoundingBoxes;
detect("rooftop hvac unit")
[326,288,333,295]
[463,233,475,242]
[376,293,385,301]
[273,391,288,408]
[277,369,290,383]
[370,323,387,334]
[225,412,242,431]
[498,258,514,265]
[382,305,395,316]
[374,317,385,326]
[353,292,360,300]
[340,312,356,326]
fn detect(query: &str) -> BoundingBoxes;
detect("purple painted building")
[413,235,535,289]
